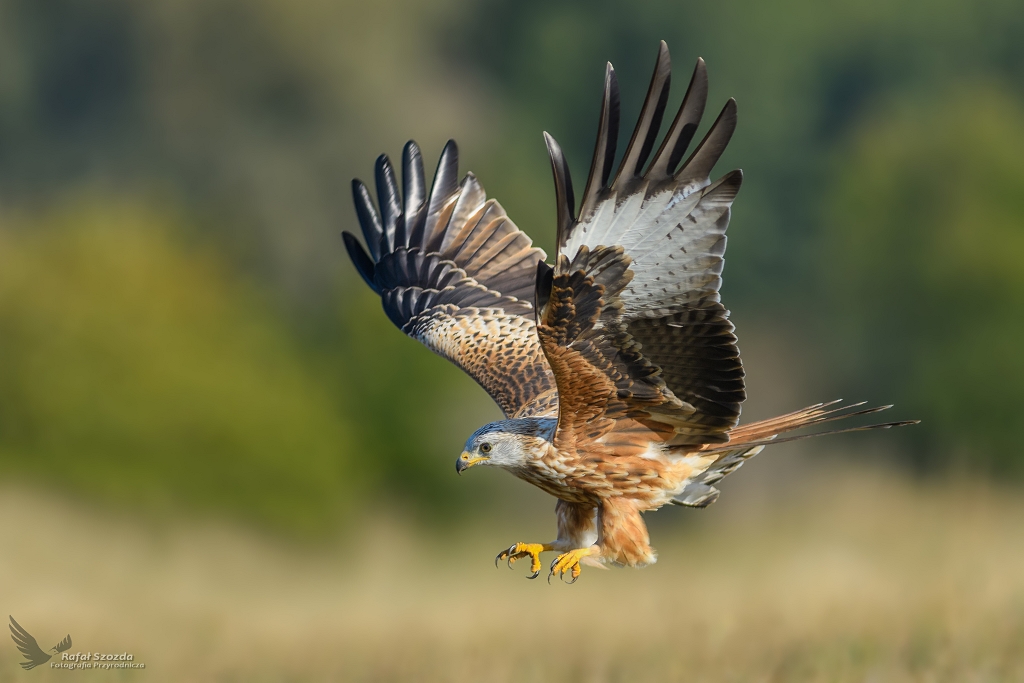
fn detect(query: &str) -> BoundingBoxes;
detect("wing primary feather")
[543,132,576,248]
[342,232,378,292]
[579,62,620,222]
[647,57,708,181]
[402,141,426,247]
[675,98,738,188]
[611,40,672,192]
[424,140,460,252]
[374,154,403,254]
[536,259,554,317]
[351,179,384,260]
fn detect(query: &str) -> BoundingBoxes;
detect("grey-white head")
[456,418,556,474]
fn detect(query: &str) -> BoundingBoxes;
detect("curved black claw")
[548,552,584,584]
[495,544,517,570]
[498,543,546,578]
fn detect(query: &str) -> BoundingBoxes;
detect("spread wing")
[343,140,558,418]
[9,616,52,670]
[539,41,745,448]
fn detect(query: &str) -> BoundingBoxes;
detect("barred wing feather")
[343,141,557,418]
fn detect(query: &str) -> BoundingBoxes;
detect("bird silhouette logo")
[9,616,72,670]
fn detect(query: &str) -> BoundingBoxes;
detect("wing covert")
[537,246,708,453]
[343,140,557,418]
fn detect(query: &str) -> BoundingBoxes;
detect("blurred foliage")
[822,86,1024,475]
[0,200,354,534]
[0,0,1022,532]
[0,0,478,296]
[327,284,510,520]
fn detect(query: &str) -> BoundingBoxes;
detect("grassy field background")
[3,456,1022,682]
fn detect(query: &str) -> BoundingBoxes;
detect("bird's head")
[456,418,555,474]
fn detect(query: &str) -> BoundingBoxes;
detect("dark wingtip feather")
[437,139,459,179]
[535,259,554,319]
[351,178,383,261]
[705,168,744,200]
[634,41,672,174]
[611,41,672,191]
[428,139,460,214]
[543,131,576,249]
[423,139,460,252]
[648,56,709,180]
[604,64,621,186]
[342,231,379,292]
[676,97,738,187]
[374,154,403,254]
[580,62,621,221]
[402,140,426,247]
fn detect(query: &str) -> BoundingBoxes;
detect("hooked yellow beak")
[456,451,488,474]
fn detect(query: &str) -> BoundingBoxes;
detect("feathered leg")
[596,497,656,567]
[548,497,656,582]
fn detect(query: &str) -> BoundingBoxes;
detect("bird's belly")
[510,464,597,504]
[512,445,711,508]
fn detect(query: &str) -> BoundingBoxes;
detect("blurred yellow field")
[3,458,1022,682]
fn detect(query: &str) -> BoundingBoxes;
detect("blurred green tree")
[328,288,514,519]
[821,86,1024,474]
[0,200,356,533]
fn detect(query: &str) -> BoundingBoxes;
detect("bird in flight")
[343,42,916,583]
[9,616,72,670]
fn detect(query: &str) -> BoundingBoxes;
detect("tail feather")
[727,399,845,442]
[672,401,918,508]
[699,419,918,456]
[701,400,918,456]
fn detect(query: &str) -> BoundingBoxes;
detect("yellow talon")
[495,542,551,579]
[548,548,592,584]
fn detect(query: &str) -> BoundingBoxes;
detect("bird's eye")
[480,443,492,454]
